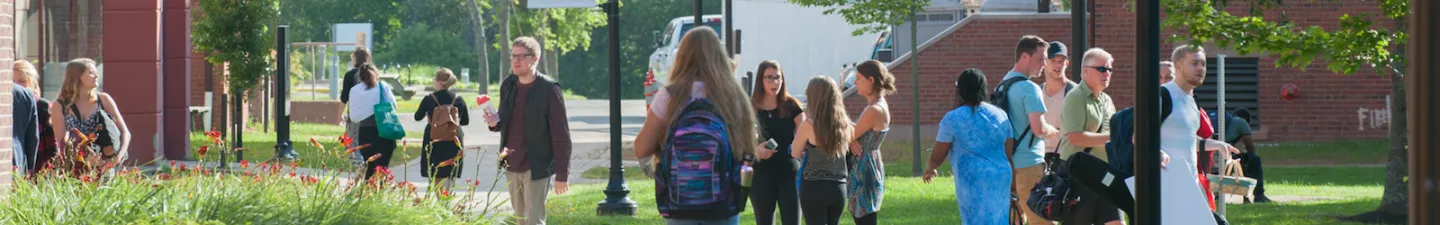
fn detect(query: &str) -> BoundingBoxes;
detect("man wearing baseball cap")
[1041,41,1078,166]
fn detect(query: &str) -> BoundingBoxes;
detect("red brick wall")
[881,14,1074,126]
[0,0,16,189]
[885,1,1394,142]
[1090,0,1393,141]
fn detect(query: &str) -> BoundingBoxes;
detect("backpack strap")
[1160,86,1174,121]
[1064,82,1075,96]
[1081,123,1106,154]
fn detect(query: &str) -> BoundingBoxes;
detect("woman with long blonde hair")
[14,60,57,174]
[50,58,131,173]
[791,76,853,225]
[633,27,757,225]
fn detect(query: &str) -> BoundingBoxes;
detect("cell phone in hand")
[764,139,779,150]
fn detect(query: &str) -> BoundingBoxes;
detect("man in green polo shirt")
[1058,48,1121,225]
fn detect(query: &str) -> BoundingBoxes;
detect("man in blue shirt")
[1003,35,1058,224]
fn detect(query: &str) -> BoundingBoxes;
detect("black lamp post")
[1134,0,1162,224]
[596,0,638,216]
[275,25,296,161]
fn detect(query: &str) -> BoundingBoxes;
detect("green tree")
[786,0,930,36]
[375,24,481,72]
[193,0,281,95]
[278,0,402,52]
[1163,0,1409,222]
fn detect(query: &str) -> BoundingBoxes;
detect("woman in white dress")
[1155,81,1240,225]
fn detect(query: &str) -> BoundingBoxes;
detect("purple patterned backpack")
[655,98,748,220]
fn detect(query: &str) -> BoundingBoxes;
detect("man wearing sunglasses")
[1058,48,1122,225]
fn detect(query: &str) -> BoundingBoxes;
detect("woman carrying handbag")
[51,58,130,177]
[348,64,404,179]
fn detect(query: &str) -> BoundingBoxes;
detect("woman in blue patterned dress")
[923,68,1013,224]
[845,60,892,225]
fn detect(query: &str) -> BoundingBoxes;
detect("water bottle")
[741,162,754,188]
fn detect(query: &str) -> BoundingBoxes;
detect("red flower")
[198,146,209,155]
[301,175,319,184]
[169,160,177,168]
[240,160,250,168]
[441,190,452,197]
[206,130,223,144]
[291,161,298,169]
[80,175,93,183]
[338,136,354,147]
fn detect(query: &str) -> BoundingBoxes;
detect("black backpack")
[989,76,1039,155]
[1106,86,1177,176]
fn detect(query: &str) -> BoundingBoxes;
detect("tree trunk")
[468,0,491,94]
[1345,17,1409,224]
[499,0,512,78]
[1378,63,1409,215]
[544,14,560,81]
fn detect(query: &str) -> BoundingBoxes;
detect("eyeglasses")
[510,53,535,60]
[763,75,782,81]
[1088,66,1114,73]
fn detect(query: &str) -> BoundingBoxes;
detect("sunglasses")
[1088,66,1114,73]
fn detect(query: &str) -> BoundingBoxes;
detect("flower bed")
[2,130,502,225]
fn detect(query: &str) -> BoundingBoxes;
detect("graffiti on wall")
[1357,95,1391,131]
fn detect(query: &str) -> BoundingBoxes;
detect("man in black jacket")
[483,36,573,225]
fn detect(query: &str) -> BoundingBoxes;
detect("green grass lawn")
[188,123,424,170]
[566,164,1386,224]
[1260,140,1389,165]
[877,139,1390,166]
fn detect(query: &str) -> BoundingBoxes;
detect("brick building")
[1,0,16,188]
[867,0,1394,142]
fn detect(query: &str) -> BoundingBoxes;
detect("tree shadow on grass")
[1225,197,1387,225]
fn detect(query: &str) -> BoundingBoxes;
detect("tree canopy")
[193,0,281,94]
[787,0,931,36]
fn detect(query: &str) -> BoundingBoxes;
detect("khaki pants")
[506,170,553,225]
[1014,165,1053,225]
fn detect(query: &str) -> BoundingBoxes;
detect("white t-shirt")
[649,82,706,117]
[1042,84,1068,153]
[348,82,398,121]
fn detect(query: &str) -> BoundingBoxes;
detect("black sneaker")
[1254,196,1274,203]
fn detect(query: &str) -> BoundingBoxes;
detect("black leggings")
[358,125,397,179]
[800,180,845,225]
[750,168,800,225]
[853,212,878,225]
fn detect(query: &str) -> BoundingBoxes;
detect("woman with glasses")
[749,60,804,225]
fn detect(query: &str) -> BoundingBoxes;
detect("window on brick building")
[1194,57,1261,129]
[20,0,105,99]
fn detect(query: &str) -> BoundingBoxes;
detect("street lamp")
[596,0,638,216]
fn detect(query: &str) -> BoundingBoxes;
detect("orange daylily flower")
[198,146,209,155]
[344,144,371,156]
[366,153,384,163]
[309,137,323,148]
[437,159,456,168]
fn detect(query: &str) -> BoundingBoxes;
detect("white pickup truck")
[644,15,725,108]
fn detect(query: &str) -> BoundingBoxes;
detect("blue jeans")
[665,215,741,225]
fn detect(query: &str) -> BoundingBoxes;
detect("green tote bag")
[375,83,407,140]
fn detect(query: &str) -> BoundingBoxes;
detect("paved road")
[392,99,649,193]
